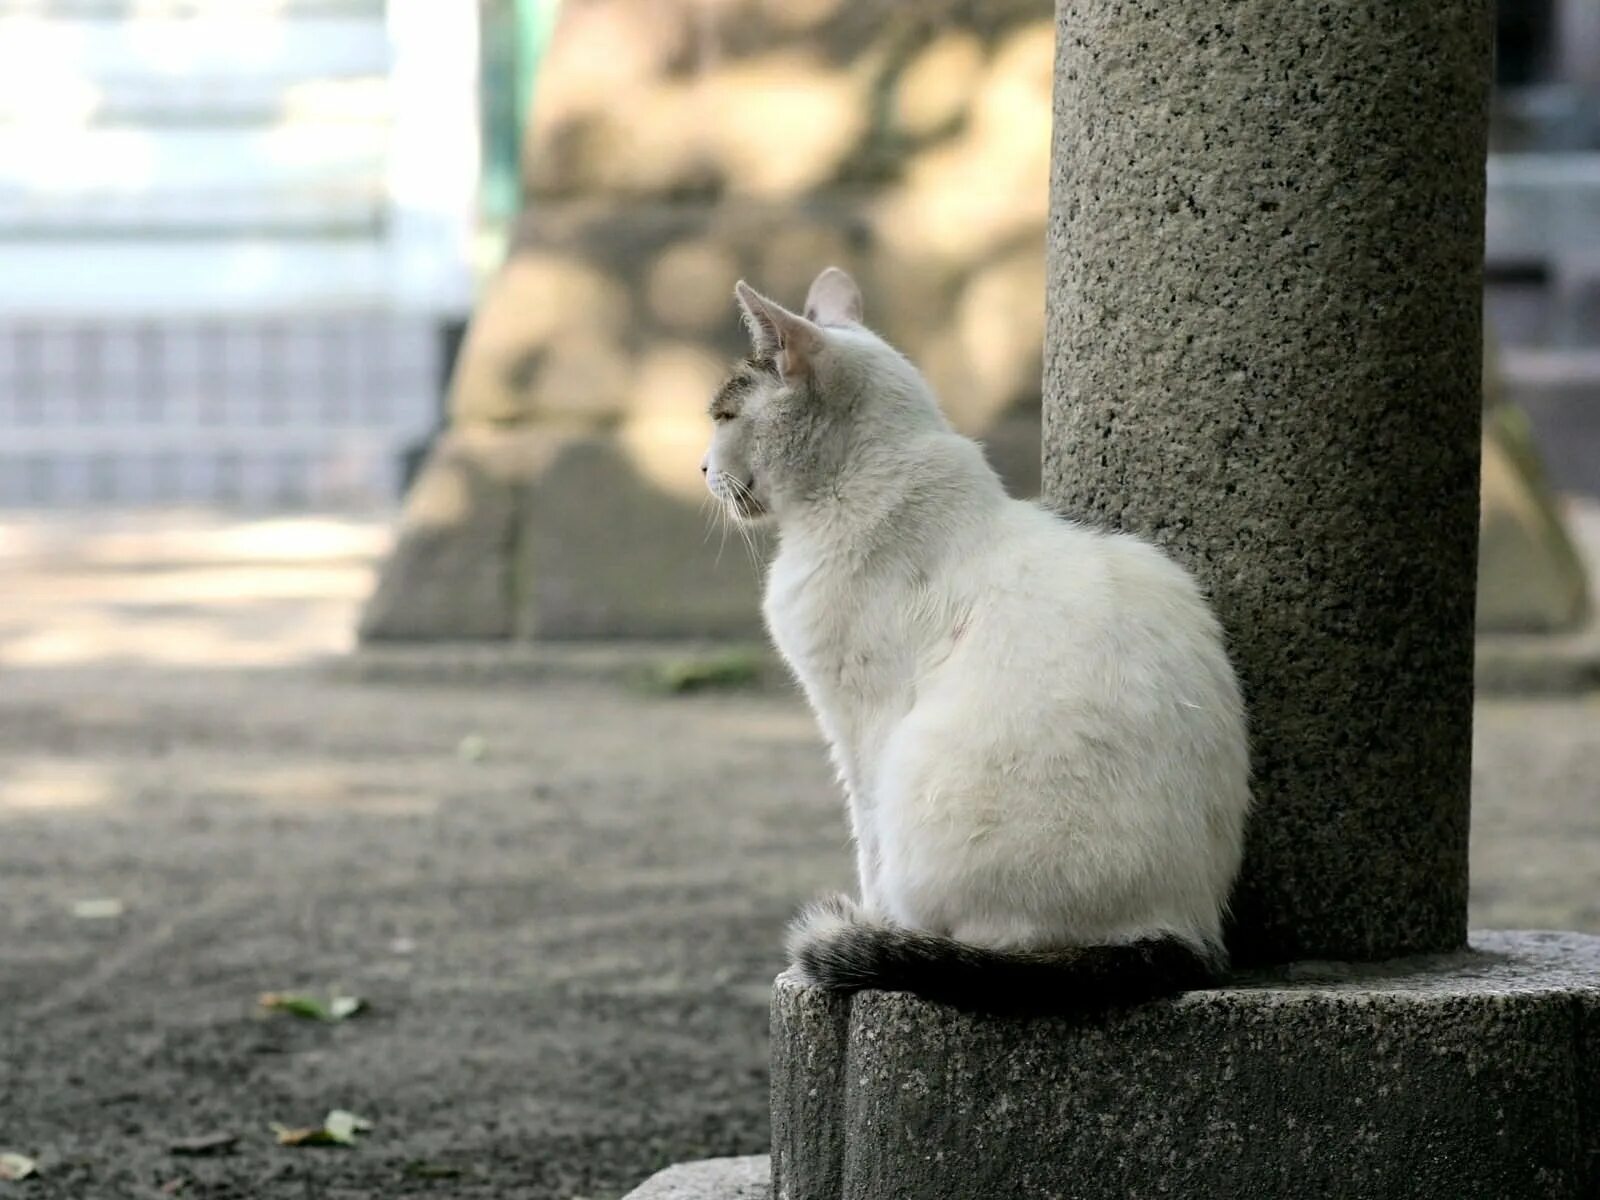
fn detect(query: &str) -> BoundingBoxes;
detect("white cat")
[702,267,1250,1011]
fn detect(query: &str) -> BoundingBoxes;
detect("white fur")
[705,270,1250,955]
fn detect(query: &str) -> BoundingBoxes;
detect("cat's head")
[701,266,941,525]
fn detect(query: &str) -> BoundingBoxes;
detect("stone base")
[771,931,1600,1200]
[358,427,768,641]
[620,1156,770,1200]
[1477,405,1591,634]
[329,639,782,689]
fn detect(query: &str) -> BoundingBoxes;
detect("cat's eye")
[713,412,735,424]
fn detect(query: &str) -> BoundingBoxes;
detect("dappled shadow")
[366,0,1054,637]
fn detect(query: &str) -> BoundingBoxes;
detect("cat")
[701,266,1250,1013]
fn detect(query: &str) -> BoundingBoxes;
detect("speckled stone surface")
[1042,3,1495,962]
[770,933,1600,1200]
[621,1156,770,1200]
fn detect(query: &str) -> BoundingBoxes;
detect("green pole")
[479,0,559,231]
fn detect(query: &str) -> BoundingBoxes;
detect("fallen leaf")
[322,1110,371,1144]
[0,1152,37,1180]
[158,1180,186,1195]
[272,1125,339,1148]
[71,898,125,920]
[272,1110,372,1148]
[258,992,365,1022]
[403,1161,462,1180]
[456,733,488,762]
[168,1133,237,1157]
[259,993,330,1021]
[638,649,765,695]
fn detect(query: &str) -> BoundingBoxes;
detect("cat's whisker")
[732,507,761,572]
[698,489,721,548]
[713,473,763,571]
[712,497,732,569]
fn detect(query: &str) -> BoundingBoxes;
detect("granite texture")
[1043,0,1495,963]
[621,1156,771,1200]
[770,931,1600,1200]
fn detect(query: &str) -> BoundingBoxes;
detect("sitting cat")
[701,266,1250,1012]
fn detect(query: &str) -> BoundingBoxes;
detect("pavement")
[0,511,1597,1199]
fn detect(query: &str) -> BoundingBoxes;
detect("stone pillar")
[1044,0,1491,964]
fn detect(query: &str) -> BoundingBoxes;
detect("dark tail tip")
[787,896,1221,1015]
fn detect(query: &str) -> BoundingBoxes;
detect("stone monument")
[360,0,1055,641]
[1478,339,1592,633]
[626,2,1600,1197]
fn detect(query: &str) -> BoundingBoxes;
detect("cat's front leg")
[846,792,888,917]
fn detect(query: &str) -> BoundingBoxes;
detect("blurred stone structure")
[361,0,1053,639]
[1478,338,1592,632]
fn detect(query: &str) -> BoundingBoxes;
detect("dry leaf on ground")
[70,898,125,919]
[169,1133,238,1157]
[271,1110,372,1148]
[258,992,366,1022]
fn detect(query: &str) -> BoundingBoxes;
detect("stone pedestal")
[765,933,1600,1200]
[622,1156,771,1200]
[623,934,1600,1199]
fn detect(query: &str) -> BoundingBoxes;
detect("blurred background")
[0,3,1596,1198]
[0,0,1593,660]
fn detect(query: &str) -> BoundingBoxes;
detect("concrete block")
[771,931,1600,1200]
[621,1156,770,1200]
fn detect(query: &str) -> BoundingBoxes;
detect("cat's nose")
[700,456,709,476]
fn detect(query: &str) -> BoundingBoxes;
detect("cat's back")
[956,499,1232,688]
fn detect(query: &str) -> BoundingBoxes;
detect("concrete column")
[1044,0,1493,963]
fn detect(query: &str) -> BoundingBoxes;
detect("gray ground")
[0,515,1596,1199]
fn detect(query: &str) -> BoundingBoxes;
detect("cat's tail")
[785,894,1223,1014]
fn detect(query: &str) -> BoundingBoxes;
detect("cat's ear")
[803,266,863,326]
[735,280,824,381]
